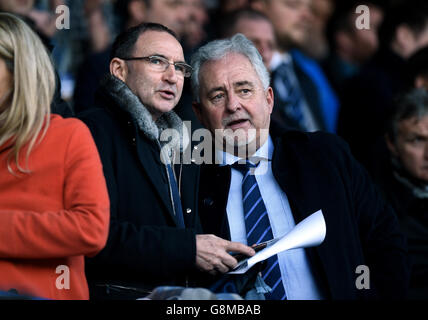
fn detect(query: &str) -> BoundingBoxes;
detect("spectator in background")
[324,1,384,93]
[338,0,428,177]
[379,89,428,299]
[0,0,73,117]
[219,9,276,71]
[0,0,64,39]
[252,0,339,133]
[73,0,193,115]
[301,0,335,61]
[182,0,209,56]
[405,46,428,91]
[0,13,109,300]
[115,0,189,38]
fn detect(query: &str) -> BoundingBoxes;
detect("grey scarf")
[100,74,190,163]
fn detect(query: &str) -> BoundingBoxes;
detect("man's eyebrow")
[207,86,225,96]
[234,81,255,87]
[149,53,186,64]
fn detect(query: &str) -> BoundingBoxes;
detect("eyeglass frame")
[121,55,193,78]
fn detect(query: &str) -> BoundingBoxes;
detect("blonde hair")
[0,13,55,174]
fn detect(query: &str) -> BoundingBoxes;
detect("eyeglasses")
[121,55,193,78]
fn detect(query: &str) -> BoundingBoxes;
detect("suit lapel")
[272,137,323,222]
[199,164,232,240]
[134,135,179,225]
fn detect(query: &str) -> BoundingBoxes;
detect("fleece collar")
[100,74,190,160]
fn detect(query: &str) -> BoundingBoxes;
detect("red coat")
[0,114,110,300]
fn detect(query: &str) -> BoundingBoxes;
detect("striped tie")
[233,161,287,300]
[272,61,306,130]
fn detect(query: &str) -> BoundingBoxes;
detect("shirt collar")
[270,51,292,71]
[216,135,274,166]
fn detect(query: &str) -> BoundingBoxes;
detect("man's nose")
[225,93,240,112]
[163,64,179,83]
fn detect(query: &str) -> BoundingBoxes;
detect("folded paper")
[229,209,326,274]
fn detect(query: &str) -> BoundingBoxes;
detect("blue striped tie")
[233,161,287,300]
[272,61,306,130]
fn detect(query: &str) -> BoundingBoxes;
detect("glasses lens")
[148,56,168,70]
[175,63,192,78]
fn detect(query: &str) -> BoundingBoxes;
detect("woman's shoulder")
[49,114,89,132]
[47,114,92,145]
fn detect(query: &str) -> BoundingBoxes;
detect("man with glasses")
[78,23,255,299]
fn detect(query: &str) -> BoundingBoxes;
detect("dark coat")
[78,76,202,299]
[271,59,327,132]
[337,48,406,175]
[198,124,410,299]
[375,161,428,299]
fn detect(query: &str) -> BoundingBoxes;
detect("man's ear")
[385,134,399,157]
[110,58,128,82]
[266,87,274,114]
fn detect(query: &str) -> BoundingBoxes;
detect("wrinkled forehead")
[199,53,262,89]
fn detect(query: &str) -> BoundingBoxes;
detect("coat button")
[203,198,214,206]
[186,208,192,214]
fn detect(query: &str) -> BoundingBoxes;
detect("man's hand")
[196,234,255,275]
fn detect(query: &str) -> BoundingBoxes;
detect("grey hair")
[387,88,428,142]
[190,33,270,103]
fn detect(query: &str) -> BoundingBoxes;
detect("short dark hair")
[218,9,271,39]
[379,0,428,47]
[386,88,428,142]
[110,22,178,60]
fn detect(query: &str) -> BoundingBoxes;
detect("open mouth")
[226,119,249,130]
[159,90,175,99]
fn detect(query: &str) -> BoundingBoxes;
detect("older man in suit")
[190,34,409,299]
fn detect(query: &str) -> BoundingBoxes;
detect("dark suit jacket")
[271,59,327,132]
[198,124,409,299]
[79,86,202,299]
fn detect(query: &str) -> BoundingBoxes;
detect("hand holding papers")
[229,210,326,274]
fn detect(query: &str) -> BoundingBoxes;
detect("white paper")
[228,209,326,274]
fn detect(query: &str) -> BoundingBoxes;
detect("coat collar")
[98,74,190,159]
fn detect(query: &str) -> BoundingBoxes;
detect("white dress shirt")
[217,136,323,300]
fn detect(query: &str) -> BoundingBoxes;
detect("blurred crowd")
[2,0,428,299]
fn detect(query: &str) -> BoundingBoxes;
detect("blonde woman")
[0,13,110,300]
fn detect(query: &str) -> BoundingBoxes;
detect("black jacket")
[78,75,202,299]
[198,124,410,299]
[375,161,428,299]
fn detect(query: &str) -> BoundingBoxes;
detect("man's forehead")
[201,54,259,81]
[134,31,184,59]
[399,116,428,134]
